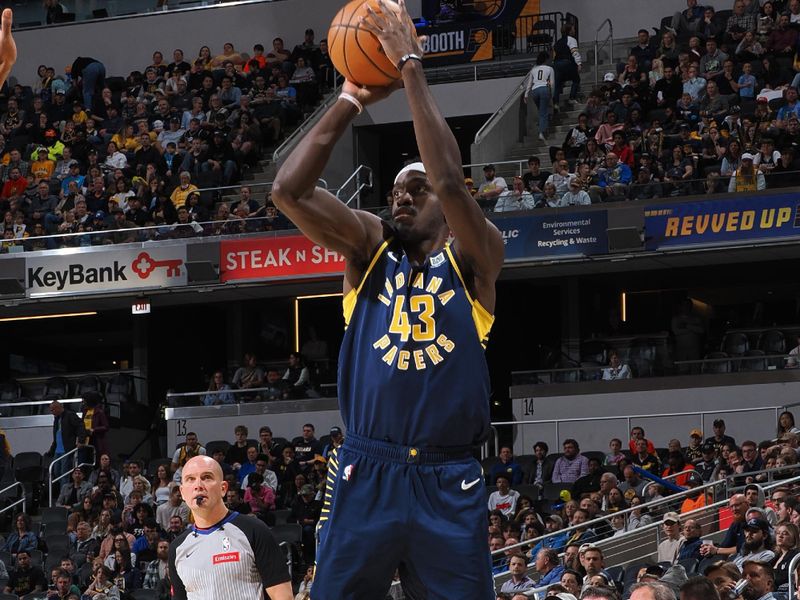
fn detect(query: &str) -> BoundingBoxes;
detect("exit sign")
[132,299,151,315]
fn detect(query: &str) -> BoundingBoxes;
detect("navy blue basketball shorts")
[312,432,495,600]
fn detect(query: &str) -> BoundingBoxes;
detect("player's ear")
[220,479,228,498]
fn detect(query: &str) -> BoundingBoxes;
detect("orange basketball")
[328,0,403,87]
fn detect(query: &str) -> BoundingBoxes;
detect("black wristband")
[397,53,423,72]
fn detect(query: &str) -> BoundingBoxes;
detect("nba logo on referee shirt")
[343,464,354,481]
[222,537,230,551]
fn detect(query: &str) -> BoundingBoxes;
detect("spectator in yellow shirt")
[30,148,54,183]
[170,171,198,209]
[71,101,88,125]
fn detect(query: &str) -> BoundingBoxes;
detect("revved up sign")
[25,246,187,296]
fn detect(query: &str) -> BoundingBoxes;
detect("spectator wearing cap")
[657,512,683,564]
[685,429,704,464]
[290,482,322,563]
[706,419,737,457]
[322,426,343,460]
[732,518,775,569]
[731,156,767,194]
[560,178,591,206]
[29,147,55,184]
[679,471,708,514]
[590,152,632,203]
[158,117,185,150]
[109,207,137,244]
[474,164,508,204]
[488,474,520,517]
[205,129,238,186]
[132,133,162,178]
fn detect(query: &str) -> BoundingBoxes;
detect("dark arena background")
[0,0,798,597]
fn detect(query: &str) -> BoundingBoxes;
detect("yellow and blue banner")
[644,194,800,250]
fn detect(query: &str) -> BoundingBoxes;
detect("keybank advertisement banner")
[26,246,187,296]
[220,235,345,282]
[494,211,608,260]
[645,194,800,250]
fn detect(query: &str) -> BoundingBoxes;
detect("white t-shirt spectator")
[488,488,520,517]
[602,364,632,380]
[494,189,536,212]
[529,65,555,90]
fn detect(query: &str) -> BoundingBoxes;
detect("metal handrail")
[594,18,614,88]
[48,445,95,507]
[463,159,530,178]
[473,79,529,146]
[272,88,341,163]
[0,482,25,517]
[193,178,329,197]
[494,467,800,564]
[336,165,373,208]
[0,397,82,410]
[491,468,729,558]
[788,551,800,599]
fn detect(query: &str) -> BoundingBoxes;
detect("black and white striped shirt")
[169,511,289,600]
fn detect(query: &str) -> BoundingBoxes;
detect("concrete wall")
[9,0,346,86]
[509,378,800,456]
[357,76,522,125]
[165,399,343,451]
[540,0,688,40]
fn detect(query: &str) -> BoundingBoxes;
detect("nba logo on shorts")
[343,464,354,481]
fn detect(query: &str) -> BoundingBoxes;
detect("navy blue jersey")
[338,239,494,448]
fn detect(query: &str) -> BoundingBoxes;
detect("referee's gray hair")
[628,582,677,600]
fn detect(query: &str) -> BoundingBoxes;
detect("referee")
[169,456,292,600]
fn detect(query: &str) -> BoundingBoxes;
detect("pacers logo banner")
[493,210,609,260]
[644,194,800,250]
[220,235,345,283]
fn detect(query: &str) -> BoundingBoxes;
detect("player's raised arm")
[0,10,17,89]
[271,84,395,270]
[361,0,504,287]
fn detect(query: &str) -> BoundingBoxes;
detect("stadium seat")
[514,484,540,500]
[105,373,135,405]
[0,381,21,402]
[582,451,605,464]
[13,452,43,483]
[721,332,749,356]
[0,593,19,600]
[21,593,46,600]
[702,351,731,374]
[270,523,302,546]
[655,448,670,465]
[677,557,698,575]
[741,349,767,372]
[129,591,158,600]
[43,534,70,555]
[605,565,624,592]
[204,440,231,457]
[273,509,291,526]
[759,330,787,368]
[0,551,12,569]
[543,482,572,501]
[272,437,290,449]
[43,377,70,400]
[75,375,103,398]
[623,562,653,590]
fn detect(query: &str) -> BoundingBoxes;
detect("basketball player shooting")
[272,1,503,597]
